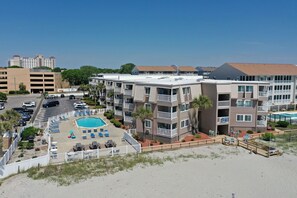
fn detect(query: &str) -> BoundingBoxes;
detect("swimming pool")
[76,117,106,128]
[269,113,297,120]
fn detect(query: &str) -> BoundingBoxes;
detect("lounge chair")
[88,129,92,133]
[105,132,110,137]
[82,129,87,133]
[82,135,87,139]
[90,133,95,138]
[94,129,98,133]
[99,132,104,137]
[100,128,104,132]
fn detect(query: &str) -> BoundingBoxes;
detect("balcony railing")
[114,98,123,104]
[217,100,230,107]
[157,94,177,102]
[257,106,268,112]
[258,91,268,97]
[217,116,229,124]
[106,105,113,111]
[114,110,122,116]
[124,116,133,123]
[157,111,177,119]
[114,87,121,92]
[106,85,113,90]
[257,120,267,126]
[124,89,132,95]
[124,103,134,110]
[157,128,177,138]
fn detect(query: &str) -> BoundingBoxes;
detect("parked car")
[69,95,76,100]
[0,102,5,110]
[20,112,31,121]
[89,141,101,149]
[74,104,89,110]
[73,102,86,106]
[60,94,65,98]
[42,101,59,108]
[22,101,36,107]
[46,95,58,99]
[12,107,34,114]
[73,143,85,152]
[105,140,117,148]
[16,119,26,127]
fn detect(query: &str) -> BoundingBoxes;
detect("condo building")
[8,54,56,69]
[0,68,67,93]
[89,74,269,143]
[210,63,297,111]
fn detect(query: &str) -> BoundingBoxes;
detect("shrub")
[160,142,164,145]
[271,127,275,131]
[261,133,275,141]
[32,156,37,159]
[246,130,253,134]
[182,139,186,142]
[150,143,154,146]
[26,142,34,149]
[21,126,39,140]
[191,139,194,141]
[132,133,140,141]
[194,134,201,139]
[276,121,289,128]
[110,118,115,123]
[35,148,40,151]
[18,153,24,158]
[113,120,122,128]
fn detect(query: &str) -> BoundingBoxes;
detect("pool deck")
[51,114,131,153]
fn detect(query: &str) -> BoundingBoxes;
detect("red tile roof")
[227,63,297,75]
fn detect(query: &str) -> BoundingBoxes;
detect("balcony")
[257,106,268,112]
[258,91,268,97]
[114,110,122,116]
[124,103,134,110]
[124,89,132,95]
[124,116,133,123]
[157,128,177,138]
[157,94,177,102]
[217,100,230,107]
[217,116,229,124]
[157,111,177,119]
[106,85,113,90]
[106,105,113,111]
[257,120,267,126]
[114,87,121,92]
[114,98,123,104]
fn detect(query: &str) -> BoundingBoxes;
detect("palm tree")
[79,84,90,96]
[191,95,213,134]
[132,107,153,140]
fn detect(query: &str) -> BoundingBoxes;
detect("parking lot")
[1,94,41,112]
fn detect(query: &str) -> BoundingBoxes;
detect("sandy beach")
[1,144,297,198]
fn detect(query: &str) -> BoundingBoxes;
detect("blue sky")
[0,0,296,68]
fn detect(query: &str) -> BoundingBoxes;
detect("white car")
[74,104,89,109]
[268,147,279,155]
[22,101,36,107]
[73,102,86,106]
[0,102,5,110]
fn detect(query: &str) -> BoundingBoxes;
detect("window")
[238,86,244,92]
[180,103,190,111]
[181,119,189,128]
[236,114,252,122]
[245,86,253,92]
[182,87,190,95]
[144,103,151,111]
[236,100,244,107]
[145,87,150,95]
[145,120,152,128]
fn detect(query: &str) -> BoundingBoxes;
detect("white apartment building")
[8,54,56,69]
[89,74,269,143]
[210,63,297,111]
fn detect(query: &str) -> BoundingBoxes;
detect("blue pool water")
[76,117,106,128]
[269,113,297,119]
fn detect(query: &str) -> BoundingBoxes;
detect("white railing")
[0,135,19,166]
[257,120,267,126]
[157,128,177,138]
[258,91,268,97]
[274,90,291,94]
[114,87,121,92]
[157,111,177,119]
[157,94,177,102]
[124,103,134,110]
[217,100,230,107]
[124,131,141,152]
[257,106,268,112]
[124,89,132,95]
[115,110,122,116]
[106,85,113,90]
[114,98,123,104]
[106,105,113,111]
[217,116,229,124]
[124,116,133,122]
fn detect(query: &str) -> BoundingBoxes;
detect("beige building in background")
[0,68,68,93]
[90,74,269,143]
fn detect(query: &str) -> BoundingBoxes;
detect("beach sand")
[1,144,297,198]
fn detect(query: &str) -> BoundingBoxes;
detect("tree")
[19,82,26,91]
[190,95,213,134]
[79,84,90,96]
[132,107,153,140]
[119,63,135,74]
[33,66,52,70]
[8,65,23,68]
[0,92,7,102]
[52,67,62,72]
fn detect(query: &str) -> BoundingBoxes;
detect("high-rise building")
[8,54,56,69]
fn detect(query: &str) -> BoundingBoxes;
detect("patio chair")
[86,110,90,116]
[99,132,104,137]
[105,132,110,137]
[82,129,87,133]
[82,135,87,139]
[88,129,92,133]
[94,129,98,133]
[90,133,95,138]
[100,128,104,132]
